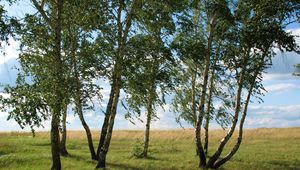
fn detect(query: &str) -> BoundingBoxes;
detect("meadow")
[0,128,299,170]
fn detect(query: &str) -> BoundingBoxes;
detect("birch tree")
[63,0,105,160]
[95,1,142,168]
[25,1,65,169]
[2,0,71,169]
[123,34,173,158]
[173,0,300,169]
[172,0,233,157]
[121,0,181,158]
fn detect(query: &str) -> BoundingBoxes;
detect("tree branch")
[32,0,53,27]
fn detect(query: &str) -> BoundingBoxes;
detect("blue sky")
[0,2,300,131]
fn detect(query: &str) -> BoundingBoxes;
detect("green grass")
[0,128,300,170]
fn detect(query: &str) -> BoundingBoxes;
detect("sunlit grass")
[0,128,299,169]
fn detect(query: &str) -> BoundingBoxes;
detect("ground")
[0,128,299,170]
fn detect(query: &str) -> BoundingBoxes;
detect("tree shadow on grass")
[67,153,88,161]
[0,151,11,157]
[66,155,147,169]
[0,150,15,156]
[129,155,161,161]
[145,156,161,161]
[107,162,140,170]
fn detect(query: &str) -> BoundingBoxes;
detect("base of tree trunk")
[96,153,106,169]
[139,151,148,158]
[92,155,98,161]
[51,120,61,170]
[51,164,62,170]
[198,157,207,169]
[60,147,69,157]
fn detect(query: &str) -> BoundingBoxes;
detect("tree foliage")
[0,0,299,169]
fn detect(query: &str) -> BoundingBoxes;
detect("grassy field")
[0,128,300,170]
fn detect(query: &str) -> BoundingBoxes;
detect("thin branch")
[31,0,53,27]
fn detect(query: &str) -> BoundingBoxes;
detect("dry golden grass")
[2,127,299,141]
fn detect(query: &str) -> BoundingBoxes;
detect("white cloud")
[249,104,300,115]
[66,114,76,124]
[265,83,300,93]
[290,28,300,44]
[101,89,111,100]
[0,38,20,65]
[84,111,95,118]
[262,73,294,81]
[0,92,10,98]
[0,111,8,119]
[246,104,300,128]
[126,104,181,130]
[246,117,300,128]
[264,28,300,77]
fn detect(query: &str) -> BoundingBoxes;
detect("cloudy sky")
[0,2,300,131]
